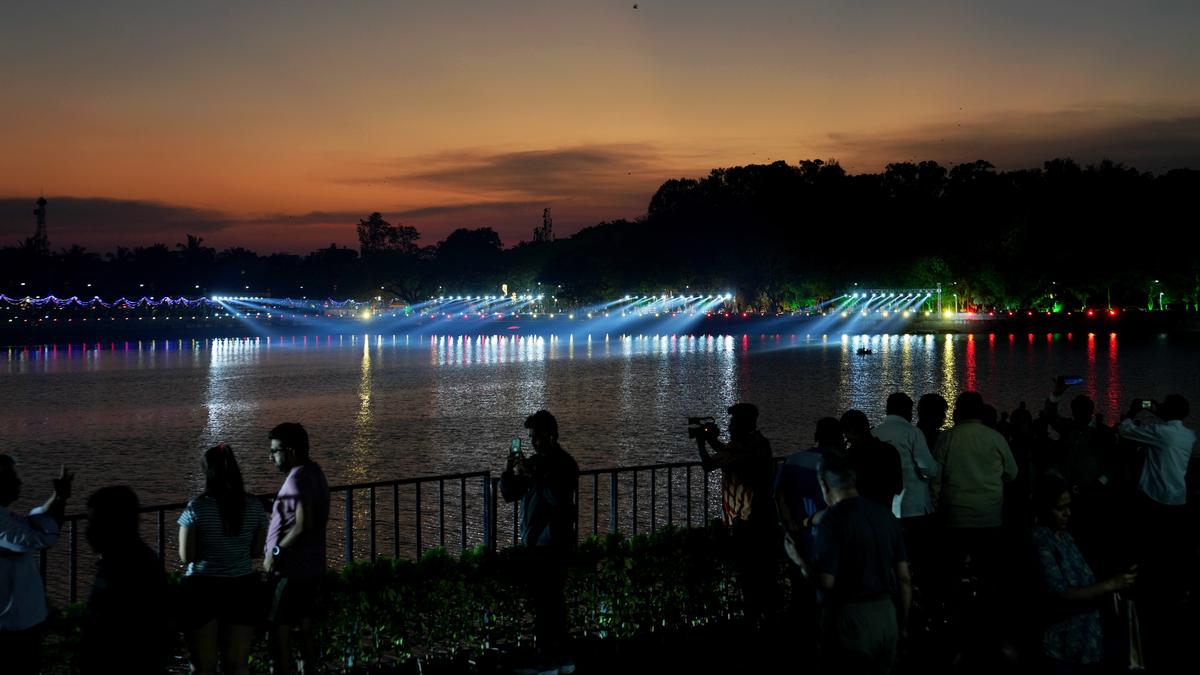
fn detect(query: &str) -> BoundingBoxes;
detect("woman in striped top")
[178,443,268,675]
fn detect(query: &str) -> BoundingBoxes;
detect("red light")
[1109,310,1117,316]
[1087,310,1095,317]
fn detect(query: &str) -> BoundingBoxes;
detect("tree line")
[3,157,1197,312]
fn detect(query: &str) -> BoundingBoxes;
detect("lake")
[4,330,1197,507]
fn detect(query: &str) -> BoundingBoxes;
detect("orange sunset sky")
[2,1,1198,252]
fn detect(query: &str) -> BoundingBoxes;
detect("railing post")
[491,477,500,552]
[650,469,657,533]
[609,471,618,534]
[393,483,400,558]
[632,470,639,535]
[667,467,673,528]
[460,476,468,553]
[686,466,692,527]
[439,479,447,548]
[369,486,377,561]
[415,482,422,557]
[482,474,492,551]
[344,489,354,564]
[592,473,599,537]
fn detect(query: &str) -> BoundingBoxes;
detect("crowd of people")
[0,382,1195,674]
[707,382,1196,674]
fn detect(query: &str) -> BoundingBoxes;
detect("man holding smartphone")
[501,410,579,675]
[1117,392,1194,665]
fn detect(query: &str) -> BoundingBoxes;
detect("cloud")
[236,210,367,226]
[358,143,667,200]
[823,107,1200,173]
[0,196,233,245]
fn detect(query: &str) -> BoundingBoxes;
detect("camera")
[687,416,718,440]
[1059,375,1085,386]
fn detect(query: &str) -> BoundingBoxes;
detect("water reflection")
[940,334,959,407]
[2,331,1196,506]
[1106,333,1121,422]
[347,337,373,483]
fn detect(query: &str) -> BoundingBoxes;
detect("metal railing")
[41,459,776,604]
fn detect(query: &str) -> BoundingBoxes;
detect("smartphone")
[1141,400,1153,409]
[1061,376,1085,386]
[510,438,522,456]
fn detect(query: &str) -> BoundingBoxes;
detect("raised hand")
[53,465,75,500]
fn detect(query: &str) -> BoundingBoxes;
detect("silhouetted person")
[874,393,939,573]
[501,410,579,675]
[776,417,843,556]
[981,404,999,430]
[841,409,903,510]
[265,423,330,675]
[1040,382,1110,486]
[1028,475,1136,673]
[799,452,911,675]
[933,392,1017,599]
[917,393,949,453]
[697,402,780,626]
[81,486,171,674]
[0,457,72,675]
[1041,380,1116,561]
[1004,402,1037,530]
[776,417,843,645]
[178,444,268,675]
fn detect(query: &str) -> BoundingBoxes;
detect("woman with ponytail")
[177,444,268,675]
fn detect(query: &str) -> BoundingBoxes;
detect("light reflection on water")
[2,332,1196,506]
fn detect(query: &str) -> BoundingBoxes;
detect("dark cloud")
[363,144,664,199]
[827,109,1200,173]
[0,199,376,252]
[236,210,367,226]
[395,200,538,219]
[0,196,232,247]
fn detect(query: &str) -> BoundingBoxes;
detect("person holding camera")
[0,457,73,675]
[696,402,779,626]
[501,410,579,675]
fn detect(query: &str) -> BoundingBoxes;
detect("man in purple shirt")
[265,423,330,675]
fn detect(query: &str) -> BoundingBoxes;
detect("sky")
[1,1,1198,253]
